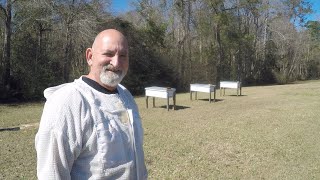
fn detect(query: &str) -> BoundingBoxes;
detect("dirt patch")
[20,122,39,130]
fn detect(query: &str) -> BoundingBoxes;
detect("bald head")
[85,29,129,90]
[92,29,128,50]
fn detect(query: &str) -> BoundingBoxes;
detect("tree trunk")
[63,26,72,82]
[215,23,224,85]
[1,0,12,87]
[187,0,192,84]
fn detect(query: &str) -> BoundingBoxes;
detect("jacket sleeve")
[35,90,83,180]
[35,129,74,180]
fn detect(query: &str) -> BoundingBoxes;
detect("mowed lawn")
[1,80,320,179]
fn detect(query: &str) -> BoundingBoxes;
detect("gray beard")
[99,65,126,87]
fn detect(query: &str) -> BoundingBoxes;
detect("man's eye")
[105,53,114,57]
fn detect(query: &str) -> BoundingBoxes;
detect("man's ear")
[86,48,93,66]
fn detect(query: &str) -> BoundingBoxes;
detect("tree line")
[0,0,319,101]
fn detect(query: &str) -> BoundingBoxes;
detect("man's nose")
[110,55,120,69]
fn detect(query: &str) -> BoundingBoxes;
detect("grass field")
[1,80,320,179]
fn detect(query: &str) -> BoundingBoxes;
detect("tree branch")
[267,26,287,41]
[0,4,7,18]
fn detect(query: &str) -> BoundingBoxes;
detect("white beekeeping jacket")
[35,77,148,180]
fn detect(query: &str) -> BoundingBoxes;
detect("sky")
[307,0,320,21]
[111,0,134,15]
[111,0,320,21]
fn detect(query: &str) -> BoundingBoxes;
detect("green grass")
[1,81,320,179]
[0,103,44,128]
[0,103,42,179]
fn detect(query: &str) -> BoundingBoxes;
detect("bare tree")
[0,0,13,88]
[35,0,111,82]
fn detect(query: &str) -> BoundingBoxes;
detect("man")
[35,29,148,180]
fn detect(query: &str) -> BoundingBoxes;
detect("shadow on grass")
[221,94,247,97]
[158,105,191,110]
[0,127,20,132]
[194,98,224,102]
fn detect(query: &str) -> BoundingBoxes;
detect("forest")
[0,0,319,101]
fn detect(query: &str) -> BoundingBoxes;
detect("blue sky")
[111,0,134,15]
[111,0,320,21]
[307,0,320,21]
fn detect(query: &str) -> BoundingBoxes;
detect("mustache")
[103,65,120,72]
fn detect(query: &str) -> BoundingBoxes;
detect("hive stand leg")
[173,93,176,110]
[146,96,148,108]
